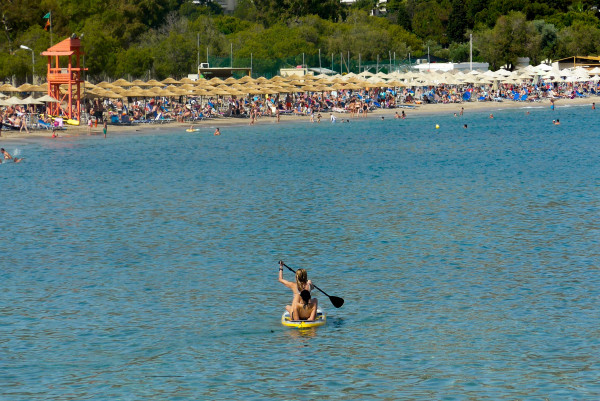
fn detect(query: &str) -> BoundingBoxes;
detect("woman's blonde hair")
[295,268,308,293]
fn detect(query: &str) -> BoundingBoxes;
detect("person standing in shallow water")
[103,120,107,138]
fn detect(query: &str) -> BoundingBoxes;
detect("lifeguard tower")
[41,36,87,122]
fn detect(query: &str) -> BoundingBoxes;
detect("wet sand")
[1,97,596,141]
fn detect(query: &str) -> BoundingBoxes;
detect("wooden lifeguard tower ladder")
[41,36,87,123]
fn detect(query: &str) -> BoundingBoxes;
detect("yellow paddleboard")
[281,308,326,328]
[66,119,80,126]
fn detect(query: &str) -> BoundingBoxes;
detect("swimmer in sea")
[463,124,468,129]
[214,127,221,136]
[489,114,494,119]
[394,112,400,119]
[401,111,406,119]
[554,119,560,125]
[1,148,23,163]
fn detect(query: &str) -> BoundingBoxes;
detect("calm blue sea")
[1,103,599,400]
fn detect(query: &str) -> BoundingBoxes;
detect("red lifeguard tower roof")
[41,37,84,56]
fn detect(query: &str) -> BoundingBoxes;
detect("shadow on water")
[328,316,345,329]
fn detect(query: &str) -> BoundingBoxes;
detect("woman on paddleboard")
[278,261,316,319]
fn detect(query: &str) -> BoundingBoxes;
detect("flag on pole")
[43,12,51,31]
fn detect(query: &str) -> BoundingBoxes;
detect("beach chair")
[38,119,52,130]
[520,94,528,102]
[512,93,520,101]
[462,91,472,102]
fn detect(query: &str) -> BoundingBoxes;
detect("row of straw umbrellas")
[1,65,599,102]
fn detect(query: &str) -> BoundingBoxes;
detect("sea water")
[1,104,599,399]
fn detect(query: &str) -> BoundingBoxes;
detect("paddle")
[280,261,344,308]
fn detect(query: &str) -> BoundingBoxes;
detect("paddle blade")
[329,296,344,308]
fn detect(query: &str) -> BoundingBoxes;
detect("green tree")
[448,42,472,62]
[474,11,529,69]
[81,19,121,80]
[447,0,468,42]
[532,20,558,61]
[556,20,600,57]
[411,0,450,45]
[114,47,154,79]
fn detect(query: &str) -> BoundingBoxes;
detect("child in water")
[1,148,23,163]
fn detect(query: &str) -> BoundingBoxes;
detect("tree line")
[2,0,600,82]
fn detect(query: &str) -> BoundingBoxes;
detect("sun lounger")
[38,119,54,130]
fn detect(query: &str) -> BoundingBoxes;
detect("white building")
[412,61,489,72]
[193,0,237,13]
[340,0,387,15]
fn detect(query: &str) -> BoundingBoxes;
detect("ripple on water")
[1,107,599,399]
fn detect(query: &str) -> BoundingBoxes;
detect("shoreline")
[1,97,595,141]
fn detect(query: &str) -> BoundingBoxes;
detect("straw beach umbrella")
[17,83,36,92]
[5,96,24,105]
[0,83,18,92]
[96,81,116,89]
[21,95,43,105]
[36,94,60,103]
[112,78,133,87]
[161,77,181,85]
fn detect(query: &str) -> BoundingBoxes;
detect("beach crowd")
[1,73,599,132]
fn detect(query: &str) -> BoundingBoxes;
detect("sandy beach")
[1,96,596,141]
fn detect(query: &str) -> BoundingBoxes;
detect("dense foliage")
[2,0,600,81]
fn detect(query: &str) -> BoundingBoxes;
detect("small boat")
[281,308,326,329]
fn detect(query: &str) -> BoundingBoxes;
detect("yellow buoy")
[435,124,440,129]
